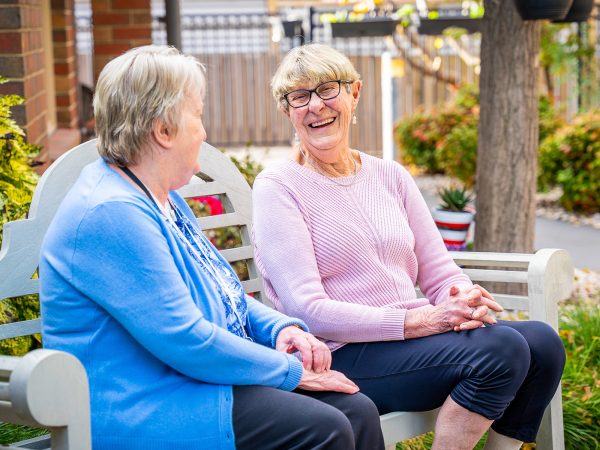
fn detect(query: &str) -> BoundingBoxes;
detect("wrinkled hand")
[448,284,503,332]
[275,326,331,373]
[298,368,359,394]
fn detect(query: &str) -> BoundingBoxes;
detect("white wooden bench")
[0,138,573,449]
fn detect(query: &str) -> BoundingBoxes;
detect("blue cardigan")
[40,159,305,450]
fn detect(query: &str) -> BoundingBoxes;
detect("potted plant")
[417,4,484,35]
[431,186,474,251]
[513,0,573,20]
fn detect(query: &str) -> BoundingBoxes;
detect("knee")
[524,321,566,376]
[480,326,531,379]
[343,392,383,436]
[309,405,355,450]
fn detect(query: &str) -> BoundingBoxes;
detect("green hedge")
[538,111,600,214]
[394,85,564,189]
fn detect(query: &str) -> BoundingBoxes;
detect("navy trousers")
[232,385,385,450]
[331,320,565,442]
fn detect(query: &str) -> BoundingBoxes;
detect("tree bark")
[475,0,541,253]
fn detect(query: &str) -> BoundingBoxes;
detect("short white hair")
[93,45,206,166]
[271,43,360,112]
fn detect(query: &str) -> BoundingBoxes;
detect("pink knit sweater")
[252,152,472,350]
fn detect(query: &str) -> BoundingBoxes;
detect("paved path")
[230,146,600,271]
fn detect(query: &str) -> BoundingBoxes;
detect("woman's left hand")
[275,326,331,373]
[450,284,503,331]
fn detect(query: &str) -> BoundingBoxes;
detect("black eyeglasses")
[284,80,352,108]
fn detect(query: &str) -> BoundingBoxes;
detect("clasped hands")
[275,325,359,394]
[446,284,503,332]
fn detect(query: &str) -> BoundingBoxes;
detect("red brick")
[131,12,151,25]
[54,62,69,75]
[113,26,150,40]
[94,43,131,55]
[0,80,24,97]
[24,51,44,73]
[93,26,112,42]
[0,32,22,52]
[0,56,24,77]
[93,12,130,25]
[22,5,43,28]
[113,0,149,9]
[26,30,43,51]
[25,113,47,147]
[52,44,75,60]
[0,7,21,29]
[55,94,71,107]
[56,109,77,127]
[24,72,45,98]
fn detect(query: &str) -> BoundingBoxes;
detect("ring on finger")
[470,308,476,319]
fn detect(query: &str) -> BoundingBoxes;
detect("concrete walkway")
[230,145,600,271]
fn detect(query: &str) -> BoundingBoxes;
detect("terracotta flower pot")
[431,209,474,250]
[513,0,573,20]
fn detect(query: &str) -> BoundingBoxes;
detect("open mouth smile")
[309,117,336,128]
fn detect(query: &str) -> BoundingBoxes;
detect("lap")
[331,321,541,414]
[232,385,378,450]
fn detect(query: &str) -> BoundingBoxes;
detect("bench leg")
[535,386,565,450]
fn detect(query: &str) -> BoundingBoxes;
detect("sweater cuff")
[270,318,309,348]
[381,308,407,341]
[278,354,304,391]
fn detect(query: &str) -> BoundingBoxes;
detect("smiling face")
[287,79,361,162]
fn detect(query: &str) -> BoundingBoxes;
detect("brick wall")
[51,0,79,129]
[0,0,48,147]
[91,0,152,82]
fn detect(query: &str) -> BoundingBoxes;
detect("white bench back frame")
[0,139,573,450]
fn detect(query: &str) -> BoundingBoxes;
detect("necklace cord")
[299,147,357,178]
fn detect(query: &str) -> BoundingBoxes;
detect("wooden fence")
[75,12,596,155]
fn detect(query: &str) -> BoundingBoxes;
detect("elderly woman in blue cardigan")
[39,45,384,450]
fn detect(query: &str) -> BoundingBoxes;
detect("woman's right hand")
[405,285,503,339]
[298,369,359,394]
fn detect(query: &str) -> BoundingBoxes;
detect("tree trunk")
[475,0,541,253]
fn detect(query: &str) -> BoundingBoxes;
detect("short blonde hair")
[271,43,360,112]
[93,45,206,166]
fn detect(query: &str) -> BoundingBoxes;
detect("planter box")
[417,18,482,35]
[282,20,304,38]
[330,18,398,38]
[513,0,573,20]
[553,0,594,22]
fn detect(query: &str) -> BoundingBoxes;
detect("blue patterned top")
[168,201,249,339]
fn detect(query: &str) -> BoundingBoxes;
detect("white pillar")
[381,51,394,161]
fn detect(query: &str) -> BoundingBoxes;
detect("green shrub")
[395,85,479,175]
[395,86,563,190]
[0,76,41,356]
[538,111,600,213]
[437,117,479,187]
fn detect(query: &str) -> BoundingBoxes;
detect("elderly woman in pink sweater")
[252,43,565,450]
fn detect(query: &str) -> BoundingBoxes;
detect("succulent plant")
[438,186,473,212]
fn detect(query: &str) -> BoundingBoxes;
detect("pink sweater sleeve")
[252,176,406,343]
[398,166,472,304]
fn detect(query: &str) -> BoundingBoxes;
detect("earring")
[293,132,300,145]
[352,114,357,125]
